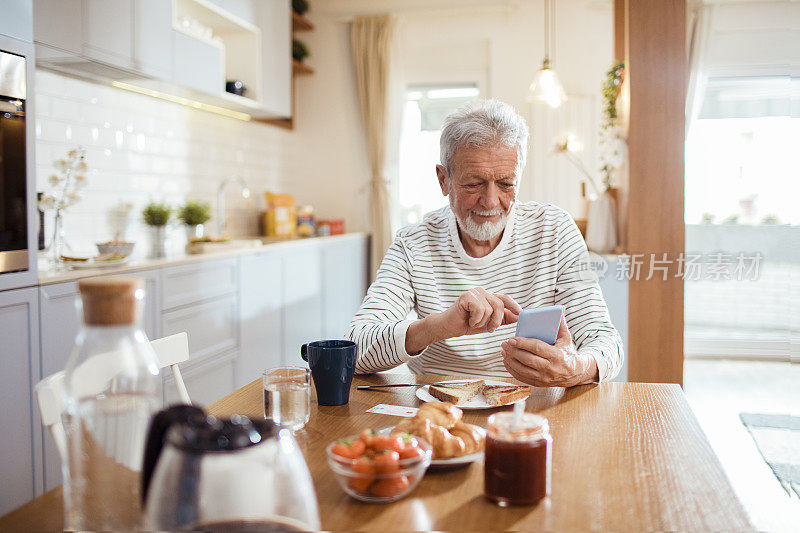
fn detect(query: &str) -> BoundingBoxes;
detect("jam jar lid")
[487,412,550,441]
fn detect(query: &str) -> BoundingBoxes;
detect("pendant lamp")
[528,0,566,108]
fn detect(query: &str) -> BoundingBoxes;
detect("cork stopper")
[78,277,143,326]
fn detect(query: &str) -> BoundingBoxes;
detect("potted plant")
[292,0,309,16]
[292,39,310,63]
[142,202,171,258]
[177,200,212,242]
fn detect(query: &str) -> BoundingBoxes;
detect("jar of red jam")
[484,412,551,506]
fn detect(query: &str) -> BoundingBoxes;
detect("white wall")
[35,0,613,257]
[35,70,300,257]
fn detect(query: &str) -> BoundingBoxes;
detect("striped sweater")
[346,202,624,381]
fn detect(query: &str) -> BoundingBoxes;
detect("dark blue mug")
[301,340,357,406]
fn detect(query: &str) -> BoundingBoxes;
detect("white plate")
[416,380,530,410]
[68,257,130,269]
[379,426,485,467]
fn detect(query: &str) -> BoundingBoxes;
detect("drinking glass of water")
[262,367,311,431]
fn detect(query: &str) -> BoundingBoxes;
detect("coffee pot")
[141,405,320,531]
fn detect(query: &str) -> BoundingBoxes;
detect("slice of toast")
[428,380,486,404]
[482,384,531,406]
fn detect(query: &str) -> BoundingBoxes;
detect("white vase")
[585,192,618,254]
[185,224,205,242]
[148,225,167,258]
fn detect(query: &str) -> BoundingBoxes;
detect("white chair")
[150,332,191,404]
[34,332,192,462]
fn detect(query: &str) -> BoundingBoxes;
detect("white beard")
[451,198,508,242]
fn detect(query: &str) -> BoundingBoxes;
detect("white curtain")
[686,2,713,135]
[351,14,396,280]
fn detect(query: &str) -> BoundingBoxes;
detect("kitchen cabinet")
[238,252,283,388]
[33,0,136,72]
[32,0,82,56]
[160,258,240,405]
[133,0,174,79]
[321,237,368,340]
[173,30,224,96]
[33,0,292,120]
[161,294,239,362]
[255,0,292,118]
[237,236,369,383]
[164,350,236,407]
[83,0,134,68]
[0,0,33,43]
[0,288,39,516]
[282,246,323,365]
[161,258,238,310]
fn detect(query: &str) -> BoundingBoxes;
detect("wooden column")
[619,0,686,384]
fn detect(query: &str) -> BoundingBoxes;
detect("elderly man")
[346,99,623,386]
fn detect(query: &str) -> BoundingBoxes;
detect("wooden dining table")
[0,374,752,531]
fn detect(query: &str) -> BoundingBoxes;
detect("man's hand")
[405,288,522,355]
[500,314,598,387]
[439,287,522,337]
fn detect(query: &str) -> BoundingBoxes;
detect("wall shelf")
[292,12,314,31]
[292,59,314,75]
[257,10,314,130]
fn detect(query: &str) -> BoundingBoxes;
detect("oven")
[0,49,28,274]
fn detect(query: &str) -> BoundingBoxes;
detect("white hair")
[439,99,530,179]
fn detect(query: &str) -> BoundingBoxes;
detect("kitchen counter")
[37,233,368,285]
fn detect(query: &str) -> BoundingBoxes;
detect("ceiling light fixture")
[528,0,566,108]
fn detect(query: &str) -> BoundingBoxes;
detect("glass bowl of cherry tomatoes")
[326,429,433,503]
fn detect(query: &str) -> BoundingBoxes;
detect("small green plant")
[602,61,625,124]
[760,214,780,225]
[700,213,715,224]
[177,200,212,226]
[598,61,625,190]
[722,214,739,225]
[292,0,309,16]
[292,39,310,62]
[142,202,171,226]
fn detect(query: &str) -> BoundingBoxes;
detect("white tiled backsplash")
[35,70,298,257]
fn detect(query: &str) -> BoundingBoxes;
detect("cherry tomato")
[360,429,378,448]
[373,450,400,473]
[331,439,358,460]
[371,475,410,498]
[397,433,423,460]
[398,433,419,449]
[371,435,404,453]
[398,444,424,461]
[348,457,375,493]
[332,438,367,460]
[348,438,367,457]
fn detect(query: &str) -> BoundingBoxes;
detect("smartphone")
[514,305,564,345]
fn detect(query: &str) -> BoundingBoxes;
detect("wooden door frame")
[615,0,687,384]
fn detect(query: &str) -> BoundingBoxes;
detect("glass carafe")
[142,405,321,532]
[62,277,161,530]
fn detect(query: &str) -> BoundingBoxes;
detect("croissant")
[391,418,467,459]
[415,401,462,429]
[449,421,485,455]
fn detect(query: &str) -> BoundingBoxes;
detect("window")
[685,77,797,226]
[684,75,797,358]
[395,84,480,231]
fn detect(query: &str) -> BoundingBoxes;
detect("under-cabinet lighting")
[111,81,252,121]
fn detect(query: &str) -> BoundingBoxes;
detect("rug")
[739,413,800,498]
